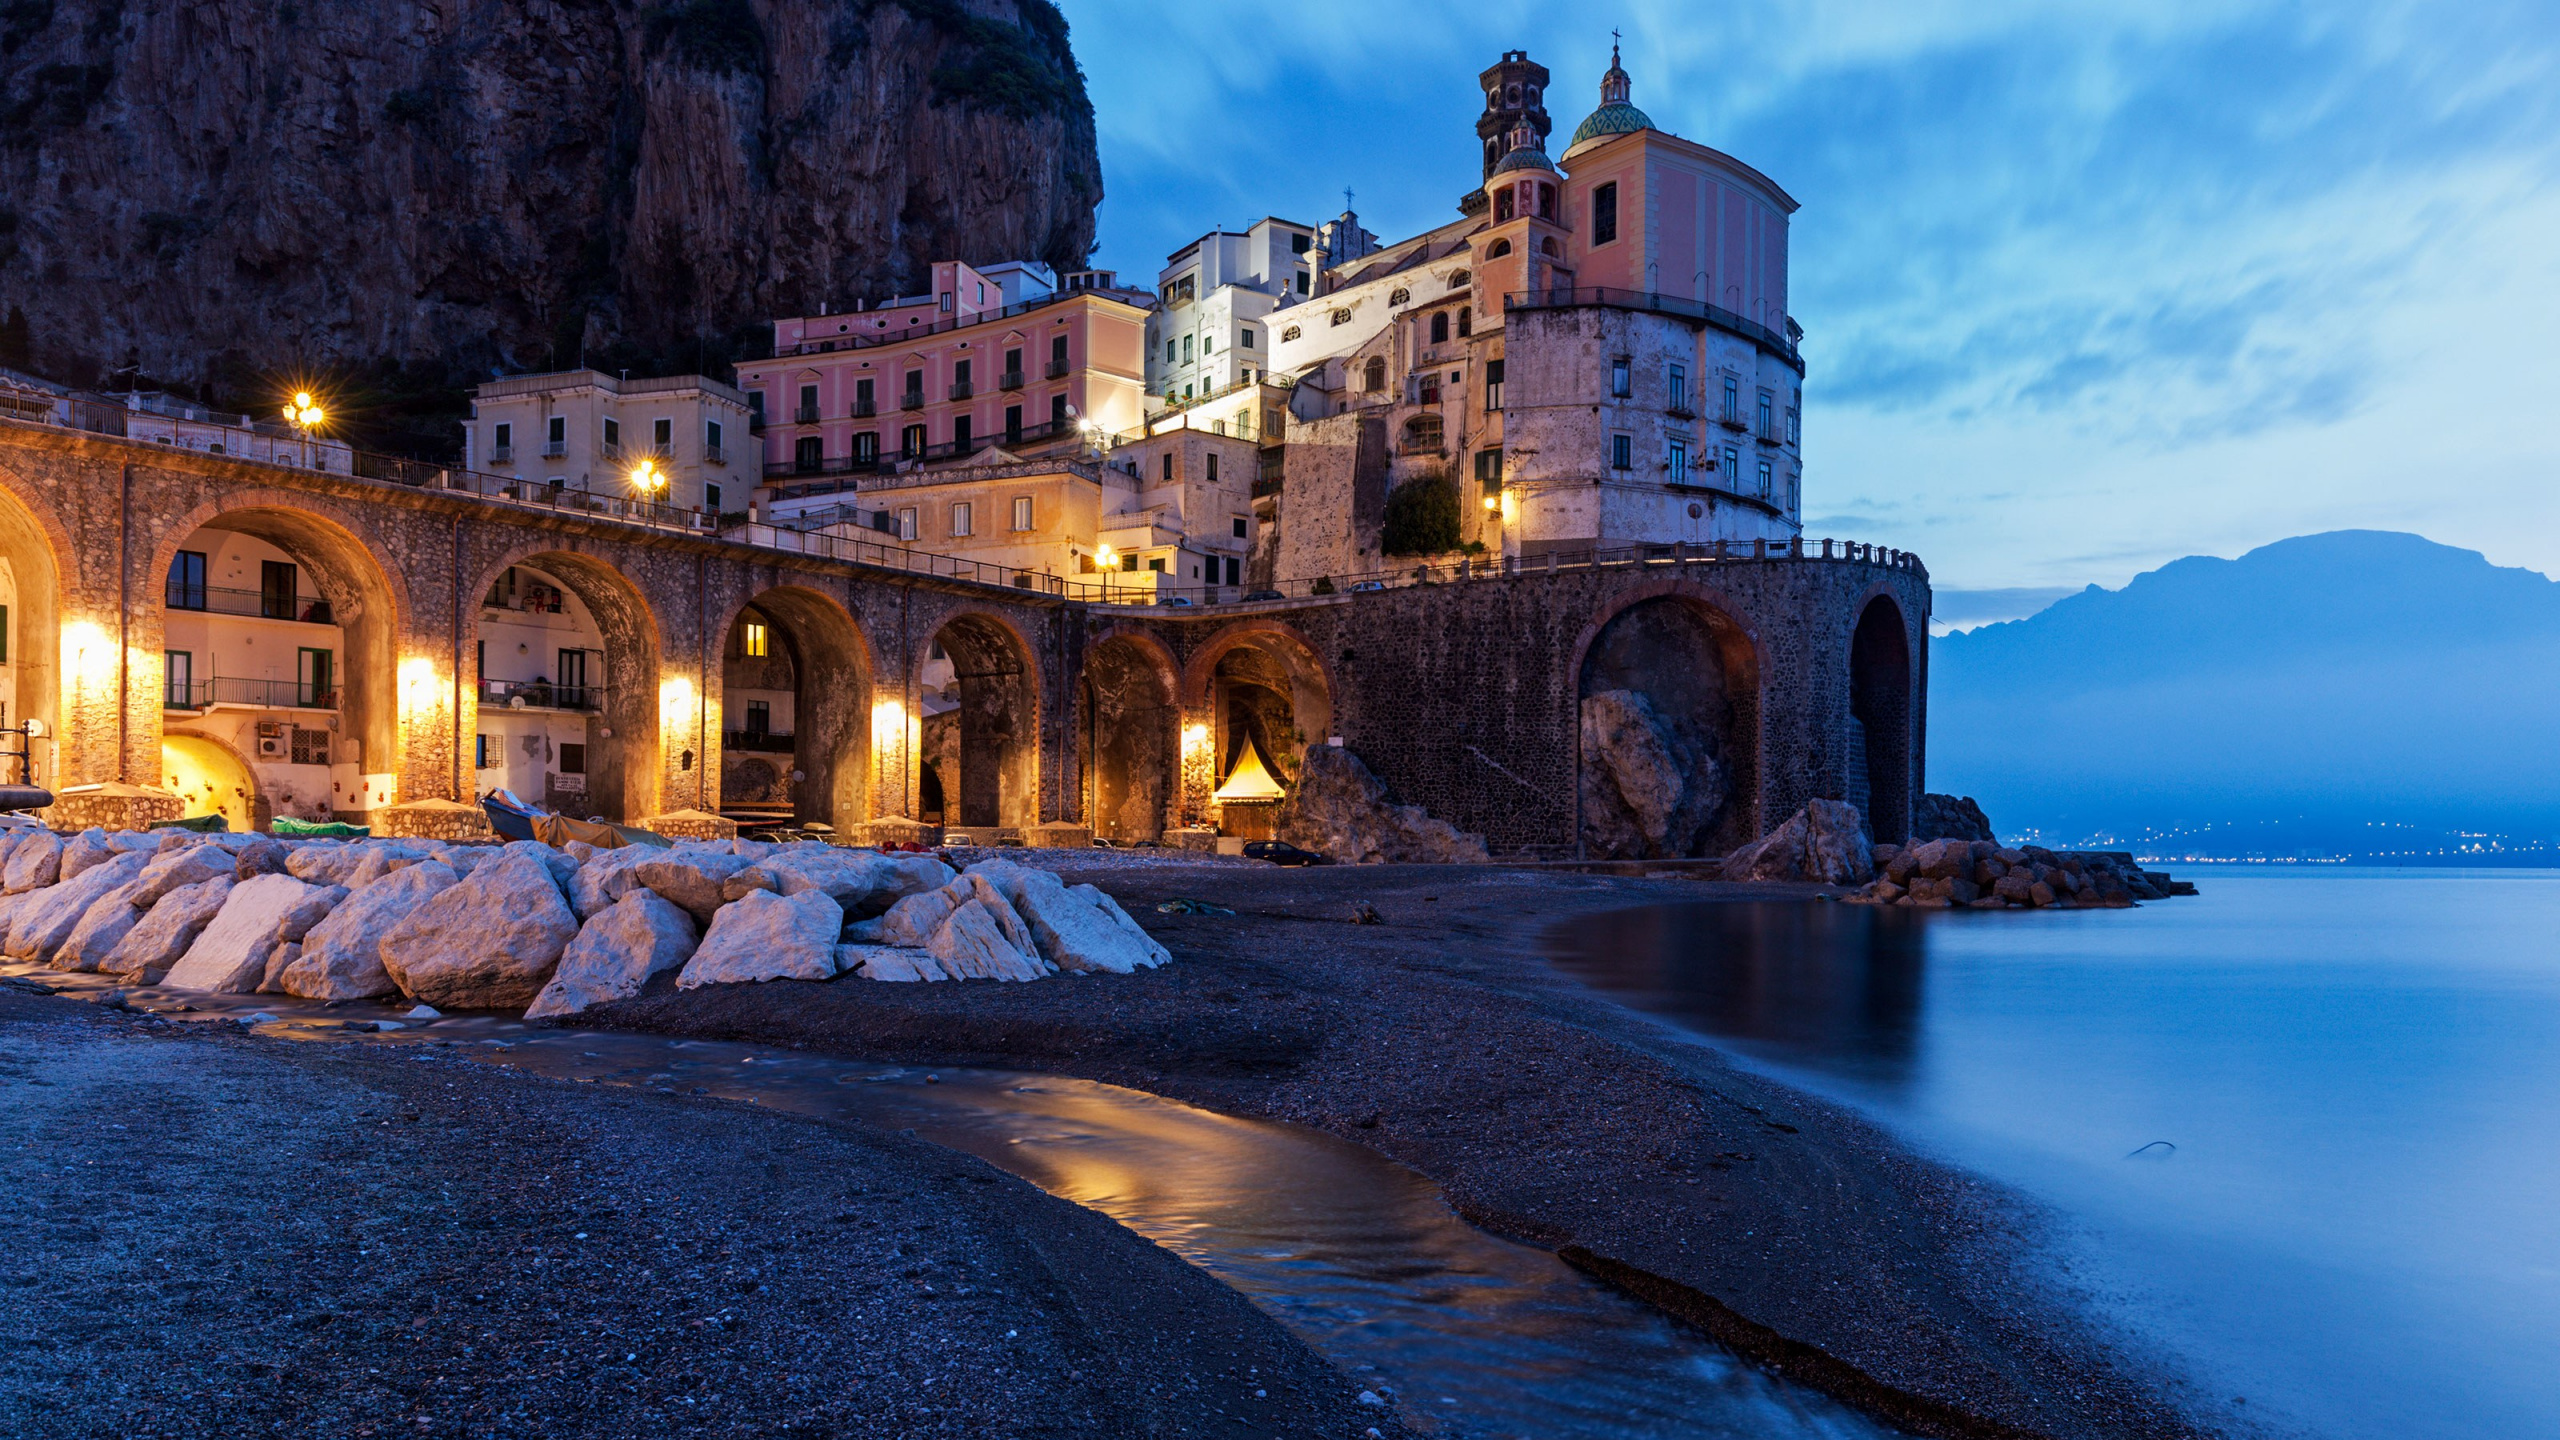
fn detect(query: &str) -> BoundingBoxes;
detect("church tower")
[1475,51,1552,179]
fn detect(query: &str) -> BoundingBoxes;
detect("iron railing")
[723,730,797,753]
[163,677,339,711]
[164,582,335,624]
[479,678,601,713]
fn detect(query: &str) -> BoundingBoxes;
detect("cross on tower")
[1343,186,1355,214]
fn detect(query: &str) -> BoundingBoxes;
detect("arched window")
[1281,324,1301,342]
[1403,414,1444,453]
[1390,287,1410,306]
[1541,236,1561,257]
[1429,312,1449,344]
[1363,356,1387,392]
[1487,238,1513,258]
[1538,183,1556,220]
[1449,270,1471,289]
[1457,306,1472,338]
[1495,189,1515,223]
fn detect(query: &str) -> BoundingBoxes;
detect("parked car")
[1349,579,1387,593]
[1243,839,1328,866]
[1157,594,1194,607]
[1243,589,1283,602]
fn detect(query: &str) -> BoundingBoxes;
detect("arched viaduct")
[0,419,1928,855]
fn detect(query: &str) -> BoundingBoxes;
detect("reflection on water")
[1547,873,2560,1440]
[10,970,1895,1440]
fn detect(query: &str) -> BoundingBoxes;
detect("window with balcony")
[797,384,820,424]
[1757,459,1773,497]
[1722,376,1741,425]
[705,419,724,459]
[1723,444,1741,484]
[1049,394,1068,428]
[1004,404,1023,445]
[653,417,672,451]
[546,415,567,456]
[164,649,192,708]
[951,358,973,400]
[601,416,620,458]
[794,436,822,472]
[1049,334,1071,377]
[854,378,876,416]
[297,646,334,709]
[1012,496,1033,531]
[1003,348,1024,388]
[1402,414,1444,454]
[901,371,924,409]
[745,700,770,737]
[1758,391,1775,438]
[491,421,513,463]
[167,549,207,610]
[261,560,298,620]
[901,424,926,458]
[853,430,879,462]
[952,415,973,453]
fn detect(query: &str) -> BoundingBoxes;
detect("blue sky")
[1060,0,2560,604]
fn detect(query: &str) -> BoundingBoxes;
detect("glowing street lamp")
[628,456,669,503]
[283,390,326,468]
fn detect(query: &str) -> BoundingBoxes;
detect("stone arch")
[160,730,263,832]
[1079,627,1180,841]
[148,496,410,816]
[0,470,64,787]
[466,544,662,823]
[921,608,1042,830]
[714,583,874,828]
[1571,583,1765,858]
[1181,621,1334,822]
[1849,591,1915,844]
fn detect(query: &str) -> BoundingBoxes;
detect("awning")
[1212,741,1287,802]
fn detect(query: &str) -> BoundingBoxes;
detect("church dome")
[1563,41,1653,155]
[1490,143,1558,178]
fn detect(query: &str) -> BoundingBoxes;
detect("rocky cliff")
[0,0,1101,430]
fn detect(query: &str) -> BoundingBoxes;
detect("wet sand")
[594,859,2242,1440]
[0,990,1398,1439]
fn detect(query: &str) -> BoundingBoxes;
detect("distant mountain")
[1928,531,2560,859]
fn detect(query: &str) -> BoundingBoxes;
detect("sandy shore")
[0,990,1399,1439]
[591,857,2240,1440]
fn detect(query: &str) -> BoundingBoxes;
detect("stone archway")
[1849,593,1914,844]
[0,477,61,787]
[160,731,263,832]
[1080,631,1179,841]
[922,611,1040,830]
[466,548,662,823]
[1574,590,1763,858]
[718,585,873,828]
[1180,621,1335,831]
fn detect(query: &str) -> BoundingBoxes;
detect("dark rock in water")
[1277,745,1488,865]
[1723,800,1874,886]
[1913,794,1998,845]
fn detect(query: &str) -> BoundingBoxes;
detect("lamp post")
[283,390,325,468]
[1096,542,1117,603]
[628,456,669,513]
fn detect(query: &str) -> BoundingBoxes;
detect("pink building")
[741,261,1149,489]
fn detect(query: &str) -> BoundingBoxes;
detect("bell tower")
[1475,51,1552,180]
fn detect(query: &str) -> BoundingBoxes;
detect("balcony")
[1756,429,1784,447]
[704,446,727,466]
[600,441,622,462]
[900,390,926,411]
[852,398,877,418]
[723,729,796,754]
[1666,402,1696,420]
[1000,369,1025,390]
[1045,357,1071,379]
[794,404,822,424]
[165,582,334,624]
[948,381,974,402]
[489,445,515,465]
[1719,413,1747,432]
[543,440,567,457]
[163,677,338,711]
[479,677,600,713]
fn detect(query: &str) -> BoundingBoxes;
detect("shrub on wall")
[1382,476,1460,556]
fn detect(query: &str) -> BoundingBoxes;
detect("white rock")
[58,827,115,882]
[379,849,579,1010]
[345,846,421,889]
[164,873,329,993]
[568,843,661,919]
[285,843,362,887]
[632,851,761,926]
[497,839,580,892]
[279,860,459,1001]
[130,845,235,906]
[879,852,959,901]
[841,944,945,982]
[11,851,148,964]
[875,887,958,947]
[676,888,844,990]
[526,890,699,1019]
[101,877,234,983]
[49,872,157,973]
[970,862,1170,975]
[404,1004,441,1019]
[3,830,61,893]
[926,897,1049,981]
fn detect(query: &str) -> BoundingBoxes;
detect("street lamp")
[628,456,668,507]
[283,390,326,468]
[1095,543,1118,601]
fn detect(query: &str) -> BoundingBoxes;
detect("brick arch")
[1570,578,1768,854]
[712,582,876,828]
[1180,619,1335,805]
[149,493,414,808]
[1177,618,1336,712]
[919,605,1044,829]
[465,541,665,823]
[1849,589,1917,844]
[1078,624,1182,841]
[0,462,69,786]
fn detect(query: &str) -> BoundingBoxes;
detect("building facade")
[1145,218,1316,406]
[464,371,753,518]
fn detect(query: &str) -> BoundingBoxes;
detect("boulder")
[875,886,959,948]
[379,849,580,1009]
[286,844,363,887]
[1909,838,1974,881]
[101,877,235,983]
[130,845,236,906]
[751,847,907,911]
[11,851,149,963]
[718,867,783,903]
[1276,743,1490,865]
[967,861,1169,975]
[1576,690,1724,860]
[676,889,843,990]
[163,873,331,992]
[842,944,947,982]
[526,889,698,1019]
[632,851,760,927]
[59,828,117,882]
[879,852,959,901]
[926,897,1049,981]
[568,844,661,919]
[345,846,420,889]
[1723,800,1875,886]
[279,860,460,1000]
[3,830,61,892]
[50,870,161,972]
[497,839,580,893]
[1913,793,1998,845]
[232,838,288,879]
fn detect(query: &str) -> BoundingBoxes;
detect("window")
[794,435,823,471]
[854,377,875,414]
[1202,334,1214,355]
[1758,391,1774,437]
[1487,238,1512,257]
[1233,516,1248,538]
[1403,414,1444,452]
[1331,308,1352,326]
[706,419,723,452]
[952,415,972,452]
[897,507,918,541]
[1430,312,1449,344]
[558,648,590,704]
[704,482,722,512]
[1484,357,1505,410]
[1610,434,1633,470]
[1182,335,1193,363]
[1147,557,1165,573]
[1788,404,1801,444]
[747,390,765,421]
[1457,306,1472,338]
[1363,356,1387,391]
[475,639,484,680]
[1722,376,1741,421]
[547,415,566,447]
[1292,232,1311,254]
[1495,188,1514,223]
[1593,182,1618,244]
[297,647,334,708]
[743,620,768,658]
[1390,287,1411,306]
[1165,338,1177,365]
[1011,496,1034,531]
[653,417,671,450]
[1240,328,1257,349]
[1668,363,1687,408]
[559,743,587,775]
[901,423,926,457]
[1669,439,1690,485]
[261,560,298,620]
[1050,394,1068,427]
[291,727,330,766]
[745,700,771,736]
[1295,271,1310,294]
[1004,404,1023,443]
[164,649,191,707]
[938,291,953,312]
[1724,444,1741,484]
[1450,270,1470,289]
[1538,182,1556,220]
[492,421,512,452]
[799,383,820,418]
[951,501,973,537]
[902,370,924,404]
[1757,459,1773,497]
[1611,357,1631,398]
[167,550,208,609]
[1162,453,1176,482]
[1004,346,1023,379]
[853,431,879,462]
[1225,557,1241,586]
[1281,325,1301,342]
[1051,334,1070,365]
[475,733,491,770]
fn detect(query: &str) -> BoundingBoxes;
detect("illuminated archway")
[161,732,261,832]
[717,585,873,828]
[0,477,59,787]
[1179,621,1334,832]
[920,610,1040,830]
[466,548,662,823]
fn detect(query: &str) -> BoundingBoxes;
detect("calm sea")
[1550,870,2560,1440]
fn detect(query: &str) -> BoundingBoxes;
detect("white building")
[463,370,754,518]
[472,563,616,814]
[1145,218,1317,409]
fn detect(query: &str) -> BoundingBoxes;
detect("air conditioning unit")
[255,720,288,739]
[256,734,287,759]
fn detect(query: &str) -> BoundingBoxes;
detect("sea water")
[1550,870,2560,1440]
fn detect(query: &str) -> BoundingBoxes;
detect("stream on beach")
[1548,868,2560,1440]
[6,970,1897,1440]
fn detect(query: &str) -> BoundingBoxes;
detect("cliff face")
[0,0,1101,400]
